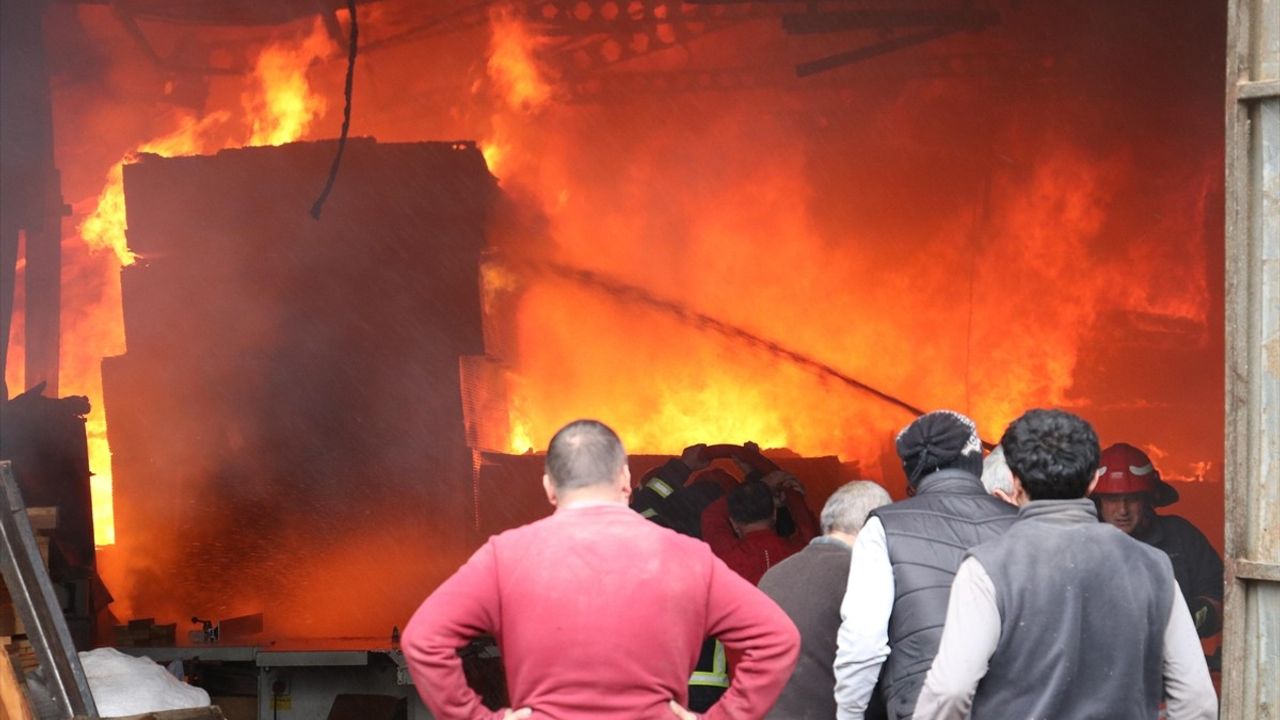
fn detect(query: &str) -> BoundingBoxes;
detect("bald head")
[545,420,628,492]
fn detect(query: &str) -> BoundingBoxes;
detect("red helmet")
[1095,443,1179,506]
[1095,443,1159,494]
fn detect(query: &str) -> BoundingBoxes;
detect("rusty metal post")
[0,0,63,397]
[24,170,64,397]
[1222,0,1279,716]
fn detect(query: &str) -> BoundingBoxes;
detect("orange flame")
[3,245,27,398]
[246,21,332,146]
[71,23,333,546]
[487,5,552,113]
[478,63,1214,476]
[481,135,507,178]
[508,414,535,455]
[481,6,553,179]
[80,112,231,268]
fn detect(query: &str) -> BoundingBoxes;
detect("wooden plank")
[23,508,57,533]
[1234,559,1280,583]
[1221,0,1253,715]
[0,646,35,720]
[1237,79,1280,100]
[109,706,227,720]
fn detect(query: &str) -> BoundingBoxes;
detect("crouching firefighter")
[633,444,733,711]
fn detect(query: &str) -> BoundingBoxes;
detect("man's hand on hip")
[668,700,698,720]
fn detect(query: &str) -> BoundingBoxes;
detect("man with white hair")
[980,445,1018,505]
[759,481,892,720]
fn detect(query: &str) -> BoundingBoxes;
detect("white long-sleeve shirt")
[914,558,1218,719]
[834,516,894,720]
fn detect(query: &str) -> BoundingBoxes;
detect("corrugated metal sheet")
[1223,0,1279,716]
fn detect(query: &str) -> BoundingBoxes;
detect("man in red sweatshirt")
[402,419,800,720]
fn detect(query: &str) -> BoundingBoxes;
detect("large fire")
[24,1,1224,636]
[480,5,554,181]
[473,12,1216,470]
[57,19,335,546]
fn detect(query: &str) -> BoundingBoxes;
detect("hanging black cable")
[310,0,358,220]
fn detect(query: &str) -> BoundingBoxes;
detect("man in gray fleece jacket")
[915,409,1217,720]
[759,481,892,720]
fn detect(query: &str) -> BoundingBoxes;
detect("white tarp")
[79,647,210,717]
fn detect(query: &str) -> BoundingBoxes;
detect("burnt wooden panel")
[103,140,496,637]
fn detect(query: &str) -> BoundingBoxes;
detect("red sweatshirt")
[700,489,820,585]
[402,503,800,720]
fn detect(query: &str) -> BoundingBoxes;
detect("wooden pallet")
[1,642,35,720]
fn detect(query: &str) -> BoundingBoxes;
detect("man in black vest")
[915,409,1216,719]
[834,411,1016,720]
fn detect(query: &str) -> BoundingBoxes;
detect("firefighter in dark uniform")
[632,444,723,537]
[631,444,730,710]
[1092,442,1224,637]
[631,442,782,711]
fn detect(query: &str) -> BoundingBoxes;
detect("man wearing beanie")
[834,410,1016,720]
[914,409,1215,719]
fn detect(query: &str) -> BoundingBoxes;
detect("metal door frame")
[1223,0,1279,715]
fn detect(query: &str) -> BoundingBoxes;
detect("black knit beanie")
[896,410,984,485]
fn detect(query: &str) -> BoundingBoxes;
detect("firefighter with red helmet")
[1093,443,1224,637]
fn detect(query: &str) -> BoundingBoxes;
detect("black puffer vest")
[870,469,1017,720]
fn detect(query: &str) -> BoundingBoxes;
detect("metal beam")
[781,8,997,35]
[796,24,966,77]
[562,50,1065,100]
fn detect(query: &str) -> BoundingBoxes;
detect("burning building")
[1,0,1276,716]
[101,139,495,637]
